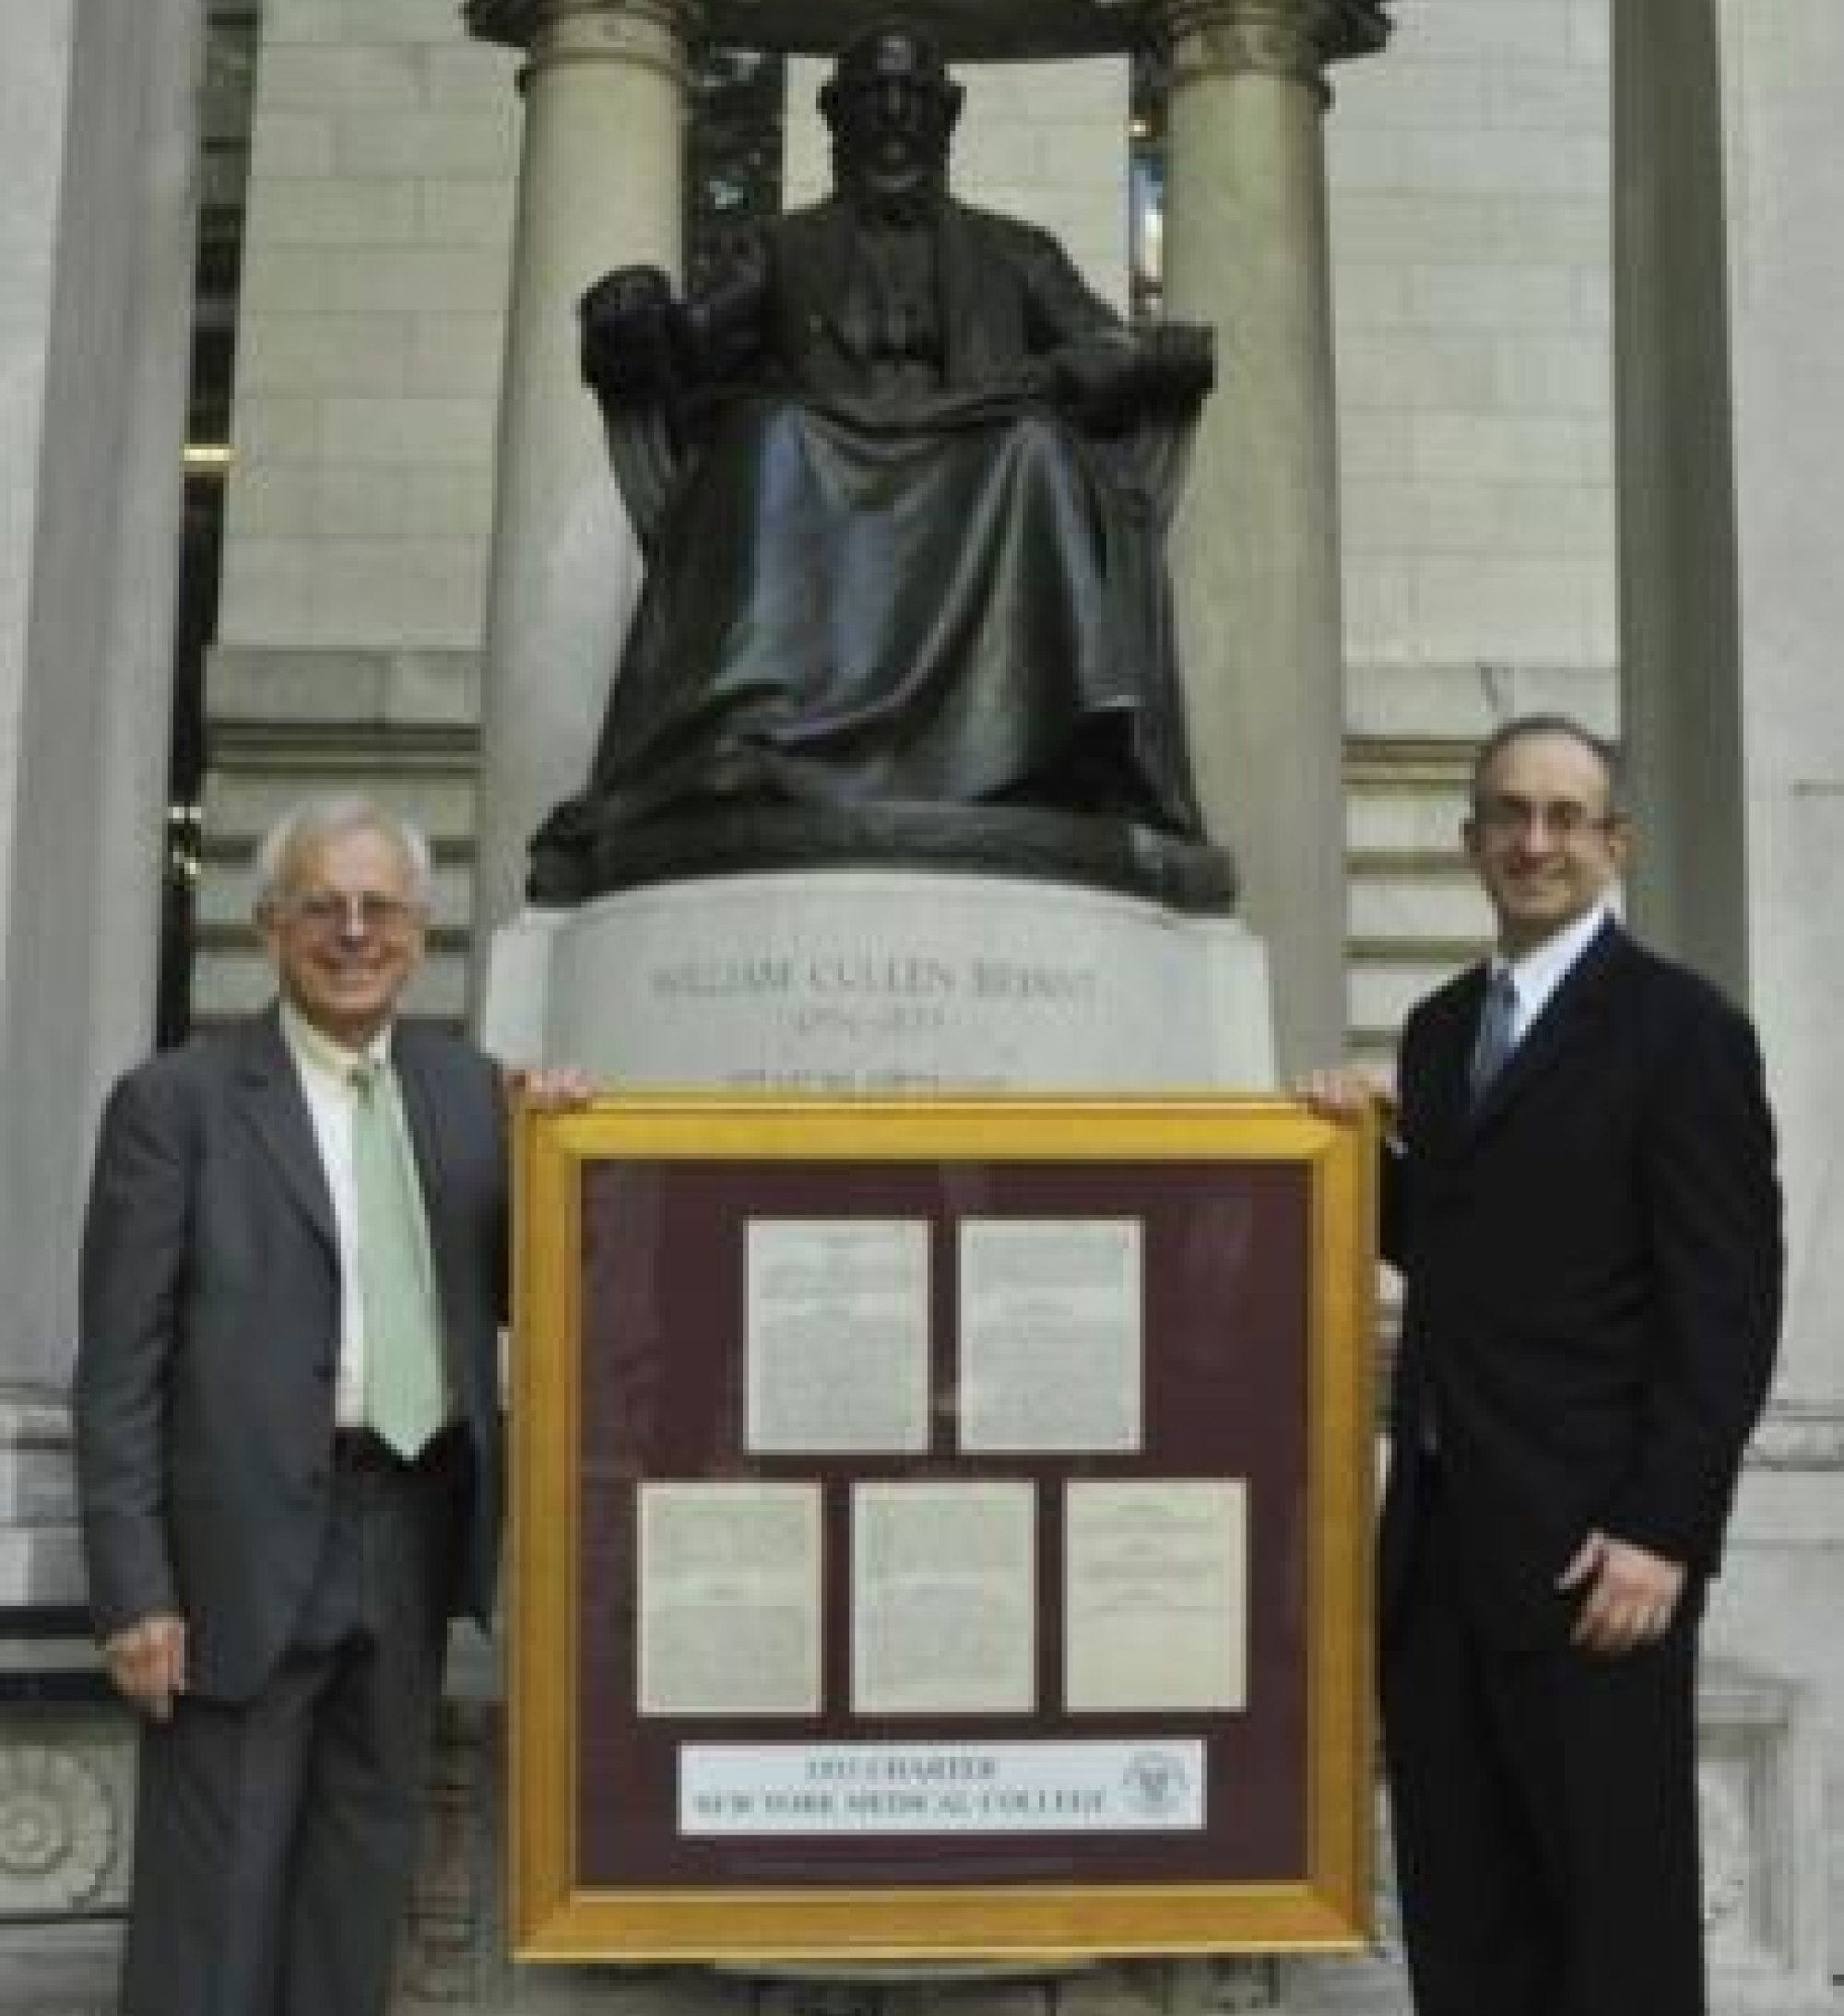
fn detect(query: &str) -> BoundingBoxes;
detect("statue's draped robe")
[549,196,1206,866]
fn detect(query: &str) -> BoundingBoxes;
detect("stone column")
[464,0,700,967]
[2,0,202,1385]
[0,3,203,2002]
[1702,3,1844,1987]
[1613,0,1747,999]
[1154,0,1389,1076]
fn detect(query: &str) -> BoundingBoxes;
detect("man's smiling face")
[1463,727,1628,955]
[260,823,427,1049]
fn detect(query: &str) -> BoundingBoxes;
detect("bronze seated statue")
[530,17,1235,913]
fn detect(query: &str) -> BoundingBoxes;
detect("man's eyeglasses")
[1470,796,1622,843]
[271,890,424,935]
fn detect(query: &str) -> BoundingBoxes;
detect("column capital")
[1151,0,1389,100]
[464,0,704,56]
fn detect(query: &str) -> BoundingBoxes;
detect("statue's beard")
[835,147,947,227]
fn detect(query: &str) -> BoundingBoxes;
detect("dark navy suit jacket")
[1379,922,1782,1645]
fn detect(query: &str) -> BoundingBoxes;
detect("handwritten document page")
[1064,1479,1247,1713]
[637,1480,822,1715]
[745,1218,931,1454]
[852,1480,1037,1715]
[958,1218,1142,1453]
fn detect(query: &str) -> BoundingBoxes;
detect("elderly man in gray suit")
[75,796,568,2016]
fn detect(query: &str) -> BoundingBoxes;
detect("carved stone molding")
[1054,1960,1163,2016]
[1747,1402,1844,1470]
[1160,1958,1279,2011]
[1697,1753,1753,1945]
[467,0,703,48]
[0,1744,118,1916]
[1152,0,1389,104]
[0,1385,73,1451]
[467,0,703,88]
[759,1987,890,2016]
[740,1965,1277,2016]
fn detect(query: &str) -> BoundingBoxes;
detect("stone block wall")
[1330,0,1614,690]
[1326,0,1616,1055]
[216,0,519,656]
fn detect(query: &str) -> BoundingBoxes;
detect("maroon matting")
[574,1157,1309,1888]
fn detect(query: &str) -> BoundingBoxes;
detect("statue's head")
[821,18,963,216]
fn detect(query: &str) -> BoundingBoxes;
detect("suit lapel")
[233,1005,337,1254]
[1468,920,1627,1133]
[1416,966,1488,1151]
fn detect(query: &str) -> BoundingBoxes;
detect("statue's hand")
[1140,322,1215,404]
[580,265,688,395]
[1012,359,1058,403]
[1046,339,1143,433]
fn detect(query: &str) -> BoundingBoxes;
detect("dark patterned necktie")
[1469,968,1519,1104]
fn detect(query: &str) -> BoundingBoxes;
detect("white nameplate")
[679,1739,1205,1836]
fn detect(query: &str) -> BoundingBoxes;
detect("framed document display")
[511,1097,1377,1963]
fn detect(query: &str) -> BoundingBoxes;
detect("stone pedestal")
[484,870,1275,1089]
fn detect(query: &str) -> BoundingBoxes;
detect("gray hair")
[253,796,434,912]
[1470,713,1623,813]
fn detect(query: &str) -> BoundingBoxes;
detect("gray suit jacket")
[74,1007,508,1702]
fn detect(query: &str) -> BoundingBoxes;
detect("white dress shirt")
[1488,902,1612,1048]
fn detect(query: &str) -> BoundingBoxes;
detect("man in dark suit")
[1313,715,1781,2016]
[76,796,536,2016]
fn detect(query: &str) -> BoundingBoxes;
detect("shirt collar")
[279,998,392,1086]
[1494,903,1611,1028]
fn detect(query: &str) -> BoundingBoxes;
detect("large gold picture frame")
[511,1096,1377,1963]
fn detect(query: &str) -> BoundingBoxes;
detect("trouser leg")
[1495,1603,1706,2016]
[281,1444,459,2016]
[1386,1477,1708,2016]
[119,1653,326,2016]
[1381,1485,1558,2016]
[123,1442,462,2016]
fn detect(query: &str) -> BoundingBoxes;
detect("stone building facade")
[0,2,1839,2011]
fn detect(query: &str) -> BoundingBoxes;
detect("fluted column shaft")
[1157,0,1385,1074]
[467,0,698,971]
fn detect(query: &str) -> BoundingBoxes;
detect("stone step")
[192,646,479,1027]
[188,937,469,1031]
[198,767,479,855]
[1342,735,1483,1061]
[193,845,476,933]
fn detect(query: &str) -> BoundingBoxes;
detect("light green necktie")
[350,1059,446,1458]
